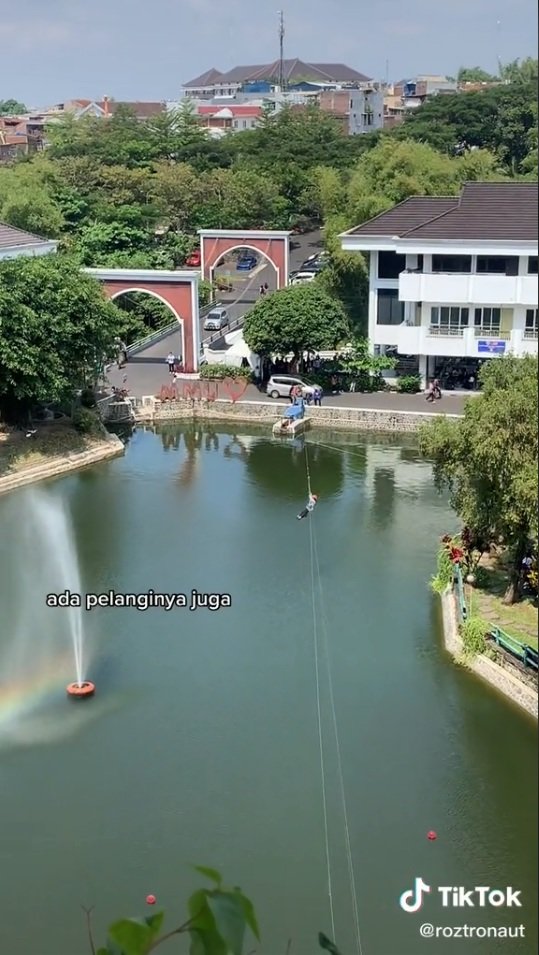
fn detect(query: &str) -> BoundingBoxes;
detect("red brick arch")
[86,268,200,372]
[199,230,291,289]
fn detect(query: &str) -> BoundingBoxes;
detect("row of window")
[377,251,538,280]
[376,290,538,333]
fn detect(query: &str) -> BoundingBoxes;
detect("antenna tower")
[278,11,285,90]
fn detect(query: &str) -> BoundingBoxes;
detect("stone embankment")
[0,433,124,496]
[133,396,458,433]
[441,586,538,719]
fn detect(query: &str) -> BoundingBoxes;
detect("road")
[127,230,325,361]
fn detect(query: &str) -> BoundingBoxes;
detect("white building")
[340,182,538,387]
[0,222,57,261]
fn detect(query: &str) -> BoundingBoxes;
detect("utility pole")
[278,10,285,91]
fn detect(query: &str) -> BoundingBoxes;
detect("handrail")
[204,315,245,347]
[454,564,468,621]
[127,300,218,355]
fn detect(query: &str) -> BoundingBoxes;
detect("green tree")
[500,57,538,85]
[243,284,350,360]
[419,356,538,604]
[316,216,369,333]
[0,99,26,115]
[457,67,498,83]
[150,161,204,232]
[0,188,65,237]
[0,255,123,422]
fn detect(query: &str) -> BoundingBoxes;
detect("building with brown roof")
[340,183,538,385]
[182,60,371,98]
[0,222,58,261]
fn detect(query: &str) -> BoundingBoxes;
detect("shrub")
[430,543,456,593]
[72,408,101,435]
[397,374,422,394]
[79,388,97,409]
[199,364,253,381]
[460,616,490,656]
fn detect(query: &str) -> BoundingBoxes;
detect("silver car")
[266,375,316,399]
[203,307,228,332]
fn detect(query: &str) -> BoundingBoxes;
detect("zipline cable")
[305,443,335,940]
[312,522,365,955]
[304,440,365,955]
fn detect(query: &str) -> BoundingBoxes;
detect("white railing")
[427,325,465,337]
[127,300,218,355]
[474,327,511,339]
[524,329,538,340]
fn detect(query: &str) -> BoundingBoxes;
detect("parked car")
[236,254,257,271]
[290,271,316,285]
[203,306,229,332]
[186,249,201,267]
[266,375,316,399]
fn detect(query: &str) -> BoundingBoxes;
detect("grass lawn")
[0,421,100,478]
[467,552,538,649]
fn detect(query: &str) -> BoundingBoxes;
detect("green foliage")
[199,364,252,381]
[243,284,350,359]
[420,356,538,604]
[72,408,102,434]
[80,388,97,408]
[460,616,490,656]
[94,869,259,955]
[457,67,499,83]
[397,374,422,394]
[0,255,123,422]
[0,99,26,115]
[430,544,456,593]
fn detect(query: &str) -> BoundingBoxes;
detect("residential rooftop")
[184,59,370,87]
[0,221,53,250]
[345,182,538,242]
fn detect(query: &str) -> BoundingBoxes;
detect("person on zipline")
[297,493,318,520]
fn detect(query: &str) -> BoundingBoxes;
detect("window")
[378,251,406,279]
[528,257,538,275]
[525,309,538,336]
[474,307,501,332]
[432,255,472,273]
[476,256,518,275]
[430,306,469,331]
[377,289,404,325]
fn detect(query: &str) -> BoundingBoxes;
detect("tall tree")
[243,284,350,360]
[0,256,123,421]
[457,67,498,83]
[419,356,538,604]
[0,99,26,115]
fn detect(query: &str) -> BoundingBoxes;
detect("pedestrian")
[259,284,266,296]
[313,386,322,406]
[264,282,269,292]
[166,351,175,374]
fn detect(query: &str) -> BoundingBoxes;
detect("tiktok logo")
[400,877,432,913]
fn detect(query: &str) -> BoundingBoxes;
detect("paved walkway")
[107,363,469,415]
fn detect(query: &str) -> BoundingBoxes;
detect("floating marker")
[146,895,156,905]
[427,831,437,841]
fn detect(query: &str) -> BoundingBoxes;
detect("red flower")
[450,547,464,563]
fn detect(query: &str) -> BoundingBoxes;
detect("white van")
[290,271,316,286]
[203,307,228,332]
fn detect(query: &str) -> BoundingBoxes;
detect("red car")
[186,249,201,267]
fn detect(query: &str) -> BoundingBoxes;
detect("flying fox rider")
[297,493,318,520]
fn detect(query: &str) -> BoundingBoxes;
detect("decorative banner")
[477,339,506,355]
[223,377,248,402]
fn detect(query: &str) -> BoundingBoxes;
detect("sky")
[0,0,537,107]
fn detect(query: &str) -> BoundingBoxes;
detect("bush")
[308,370,386,393]
[199,364,253,381]
[79,388,97,408]
[460,616,490,656]
[72,408,102,434]
[397,374,422,394]
[430,541,457,593]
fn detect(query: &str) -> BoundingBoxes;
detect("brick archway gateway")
[199,230,291,289]
[86,268,200,372]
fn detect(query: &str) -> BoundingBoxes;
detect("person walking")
[166,352,175,374]
[313,385,322,406]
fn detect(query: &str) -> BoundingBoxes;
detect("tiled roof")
[197,104,262,118]
[347,197,458,237]
[0,222,53,250]
[184,60,370,87]
[346,183,539,242]
[403,182,538,241]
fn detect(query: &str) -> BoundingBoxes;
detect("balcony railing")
[428,325,465,337]
[524,329,538,340]
[473,327,511,339]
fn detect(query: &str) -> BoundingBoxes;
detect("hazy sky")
[0,0,537,107]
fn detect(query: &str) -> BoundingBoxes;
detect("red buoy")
[146,895,156,905]
[66,681,95,699]
[427,830,437,841]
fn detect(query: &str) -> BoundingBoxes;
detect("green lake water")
[0,424,536,955]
